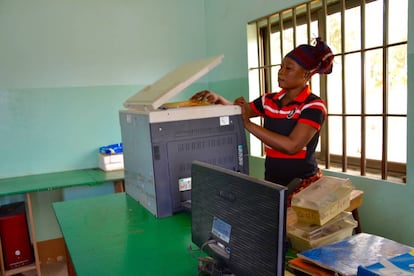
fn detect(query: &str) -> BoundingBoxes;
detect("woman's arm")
[240,103,318,155]
[191,92,318,155]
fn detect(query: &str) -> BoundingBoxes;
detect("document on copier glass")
[159,100,212,109]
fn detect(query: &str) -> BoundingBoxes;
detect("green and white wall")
[1,0,414,246]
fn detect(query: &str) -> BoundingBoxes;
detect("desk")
[0,168,124,276]
[0,169,124,196]
[52,191,364,276]
[53,193,198,275]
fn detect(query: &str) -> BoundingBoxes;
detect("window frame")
[247,0,407,182]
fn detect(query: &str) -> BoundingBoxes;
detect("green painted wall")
[0,0,208,241]
[1,0,414,247]
[0,0,208,178]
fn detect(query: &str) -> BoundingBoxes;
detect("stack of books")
[287,176,357,252]
[288,233,414,276]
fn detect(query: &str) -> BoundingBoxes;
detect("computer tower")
[0,201,34,270]
[119,55,249,218]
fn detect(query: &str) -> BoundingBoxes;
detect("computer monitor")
[191,160,288,275]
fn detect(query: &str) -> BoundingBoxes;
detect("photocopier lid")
[123,55,224,112]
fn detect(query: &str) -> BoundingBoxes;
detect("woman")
[191,38,334,205]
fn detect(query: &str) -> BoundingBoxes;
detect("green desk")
[0,168,124,276]
[53,193,198,275]
[0,168,124,196]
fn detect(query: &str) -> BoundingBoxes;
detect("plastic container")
[291,176,353,226]
[287,211,358,252]
[99,143,123,155]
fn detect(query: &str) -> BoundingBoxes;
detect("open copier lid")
[123,55,224,111]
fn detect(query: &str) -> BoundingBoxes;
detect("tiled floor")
[41,261,67,276]
[22,261,68,276]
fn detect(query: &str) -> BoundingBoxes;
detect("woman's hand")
[190,90,219,104]
[233,96,246,106]
[190,90,232,105]
[234,97,250,124]
[233,96,256,126]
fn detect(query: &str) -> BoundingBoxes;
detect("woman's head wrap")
[286,38,334,75]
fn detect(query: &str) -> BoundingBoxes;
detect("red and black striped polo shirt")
[250,85,327,184]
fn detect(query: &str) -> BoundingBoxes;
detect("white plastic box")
[291,176,353,225]
[98,153,124,171]
[287,211,358,252]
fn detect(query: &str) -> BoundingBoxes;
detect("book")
[298,233,414,276]
[357,250,414,275]
[289,257,336,276]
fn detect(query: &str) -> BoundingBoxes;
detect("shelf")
[4,262,36,276]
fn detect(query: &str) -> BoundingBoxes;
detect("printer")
[119,55,249,217]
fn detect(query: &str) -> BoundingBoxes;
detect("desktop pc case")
[0,201,34,270]
[119,55,249,218]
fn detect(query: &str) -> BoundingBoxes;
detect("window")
[247,0,407,182]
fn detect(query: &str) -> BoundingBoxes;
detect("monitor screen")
[191,160,288,275]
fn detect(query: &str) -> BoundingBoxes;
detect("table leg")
[64,243,76,276]
[113,180,125,193]
[352,209,362,234]
[26,193,41,276]
[0,238,6,276]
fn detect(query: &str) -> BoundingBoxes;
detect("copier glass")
[119,55,249,218]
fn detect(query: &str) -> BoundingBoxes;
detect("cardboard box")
[98,153,124,171]
[288,211,357,252]
[291,176,353,225]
